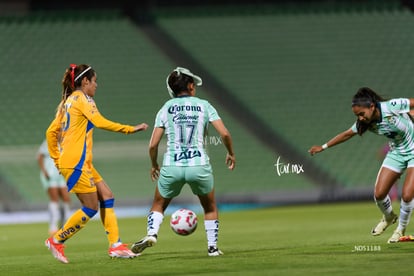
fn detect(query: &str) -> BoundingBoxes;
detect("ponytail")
[61,64,95,103]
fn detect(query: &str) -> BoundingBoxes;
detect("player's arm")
[308,128,356,156]
[408,99,414,117]
[88,111,148,134]
[46,116,62,168]
[36,151,49,179]
[149,127,164,181]
[211,119,235,170]
[409,98,414,109]
[82,99,148,134]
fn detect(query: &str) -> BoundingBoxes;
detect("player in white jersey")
[131,67,236,256]
[37,139,71,235]
[309,87,414,243]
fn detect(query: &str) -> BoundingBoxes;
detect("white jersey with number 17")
[155,96,221,167]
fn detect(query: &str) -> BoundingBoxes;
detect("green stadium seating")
[1,2,413,209]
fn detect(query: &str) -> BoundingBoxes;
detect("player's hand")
[226,153,235,170]
[43,171,50,180]
[308,145,324,156]
[133,123,149,132]
[150,166,160,181]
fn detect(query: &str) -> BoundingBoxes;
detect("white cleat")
[371,213,398,236]
[388,229,405,243]
[131,235,157,254]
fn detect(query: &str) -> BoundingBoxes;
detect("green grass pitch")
[0,201,413,275]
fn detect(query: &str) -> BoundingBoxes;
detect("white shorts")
[158,165,214,198]
[40,171,66,190]
[382,151,414,173]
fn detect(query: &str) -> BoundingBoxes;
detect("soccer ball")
[170,208,198,236]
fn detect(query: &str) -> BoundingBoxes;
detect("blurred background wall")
[1,0,413,212]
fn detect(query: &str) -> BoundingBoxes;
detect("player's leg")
[47,187,61,235]
[131,186,172,254]
[131,166,179,254]
[93,167,136,258]
[57,175,71,225]
[92,168,120,248]
[95,180,118,245]
[46,191,98,264]
[197,189,222,256]
[148,186,172,234]
[371,163,401,236]
[41,173,60,235]
[389,167,414,243]
[189,165,222,256]
[45,169,98,263]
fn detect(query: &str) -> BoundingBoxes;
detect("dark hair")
[57,64,95,116]
[352,87,386,135]
[167,71,195,96]
[61,64,95,102]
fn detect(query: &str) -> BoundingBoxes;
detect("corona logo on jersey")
[168,104,202,114]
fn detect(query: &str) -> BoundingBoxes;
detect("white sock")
[147,211,164,236]
[48,202,60,232]
[62,202,71,223]
[375,195,394,219]
[397,199,414,232]
[204,220,219,247]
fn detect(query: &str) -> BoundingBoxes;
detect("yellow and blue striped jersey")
[46,90,135,171]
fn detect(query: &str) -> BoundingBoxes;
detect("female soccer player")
[44,64,148,263]
[131,67,235,256]
[309,87,414,243]
[37,139,71,235]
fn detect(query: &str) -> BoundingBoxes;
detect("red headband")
[70,64,77,88]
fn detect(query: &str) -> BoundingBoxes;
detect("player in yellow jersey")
[44,64,148,264]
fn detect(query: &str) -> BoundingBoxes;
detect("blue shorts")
[382,151,414,173]
[158,165,214,198]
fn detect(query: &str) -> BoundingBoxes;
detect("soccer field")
[0,201,412,275]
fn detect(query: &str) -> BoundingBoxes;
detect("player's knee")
[401,194,414,203]
[374,190,388,201]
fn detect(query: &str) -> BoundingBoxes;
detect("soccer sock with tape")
[147,211,164,236]
[100,199,121,246]
[205,220,219,247]
[374,195,394,220]
[48,201,60,233]
[53,206,97,243]
[397,199,414,232]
